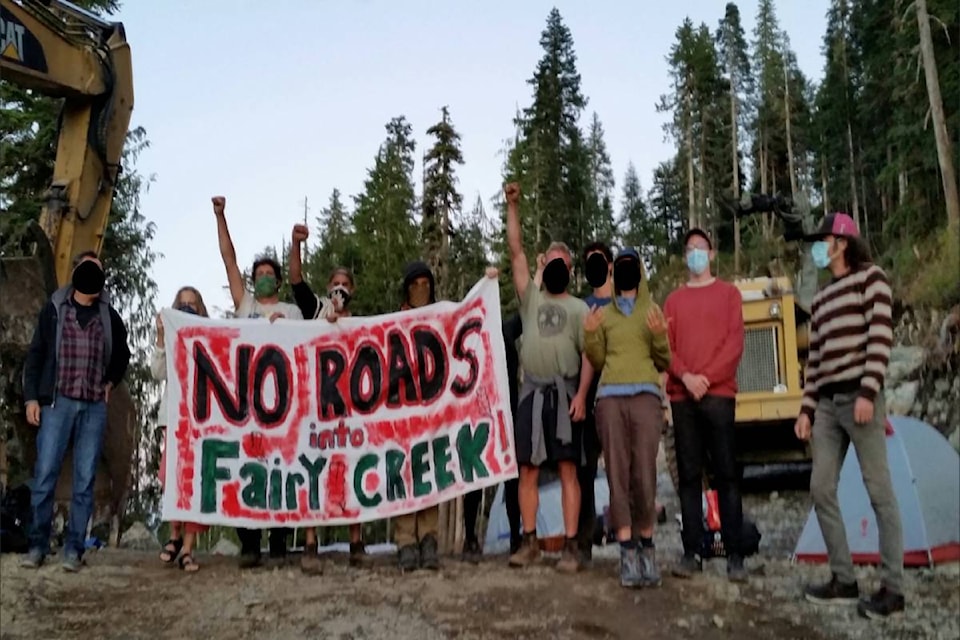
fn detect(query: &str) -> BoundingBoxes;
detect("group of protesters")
[18,183,905,619]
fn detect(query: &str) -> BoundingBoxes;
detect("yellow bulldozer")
[0,0,136,546]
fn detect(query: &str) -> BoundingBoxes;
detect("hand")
[105,382,113,404]
[536,253,547,272]
[25,401,40,427]
[794,413,812,441]
[854,397,874,425]
[292,223,309,244]
[326,312,341,324]
[504,182,520,206]
[583,305,604,332]
[156,313,164,345]
[681,373,709,401]
[269,312,285,323]
[646,303,668,336]
[211,196,226,217]
[569,393,586,422]
[485,266,499,279]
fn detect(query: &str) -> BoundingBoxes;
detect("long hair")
[328,266,355,290]
[172,286,209,317]
[843,236,873,272]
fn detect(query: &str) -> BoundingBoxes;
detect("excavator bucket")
[0,227,135,546]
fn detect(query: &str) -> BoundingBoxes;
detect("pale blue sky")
[113,0,828,315]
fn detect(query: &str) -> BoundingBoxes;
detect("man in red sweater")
[663,228,748,583]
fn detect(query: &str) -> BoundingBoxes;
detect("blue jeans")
[28,396,108,557]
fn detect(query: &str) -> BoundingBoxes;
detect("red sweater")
[663,279,744,401]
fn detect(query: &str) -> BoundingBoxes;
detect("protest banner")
[160,277,516,527]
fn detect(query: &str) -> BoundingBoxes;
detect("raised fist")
[504,182,520,206]
[292,223,309,243]
[212,196,226,216]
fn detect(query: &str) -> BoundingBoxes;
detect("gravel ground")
[1,460,957,639]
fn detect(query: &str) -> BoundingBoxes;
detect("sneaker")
[300,543,323,575]
[398,544,419,573]
[349,541,372,568]
[672,554,702,579]
[619,546,642,588]
[727,555,748,583]
[238,552,262,570]
[857,587,905,620]
[20,549,45,569]
[462,538,481,565]
[508,532,541,568]
[556,538,581,574]
[638,546,661,587]
[804,575,859,605]
[420,535,440,571]
[62,554,83,573]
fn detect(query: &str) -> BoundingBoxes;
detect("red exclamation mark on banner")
[497,410,512,469]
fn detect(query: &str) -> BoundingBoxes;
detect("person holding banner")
[288,224,368,573]
[211,195,301,568]
[154,287,211,572]
[583,247,671,588]
[503,182,593,574]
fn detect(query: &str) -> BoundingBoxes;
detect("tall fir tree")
[585,112,616,244]
[422,106,465,298]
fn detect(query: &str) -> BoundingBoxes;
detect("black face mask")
[329,285,352,309]
[584,253,609,289]
[613,259,641,292]
[71,260,105,295]
[177,304,199,315]
[542,258,570,294]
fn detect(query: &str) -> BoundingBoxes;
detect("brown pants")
[596,394,662,533]
[394,506,439,547]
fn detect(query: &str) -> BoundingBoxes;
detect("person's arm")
[504,183,531,300]
[800,305,821,422]
[663,294,691,380]
[291,281,320,320]
[107,307,132,387]
[22,302,52,404]
[650,328,672,373]
[700,287,744,384]
[211,196,246,310]
[289,224,307,285]
[860,267,893,401]
[150,347,166,382]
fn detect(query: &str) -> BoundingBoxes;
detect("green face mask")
[254,274,278,298]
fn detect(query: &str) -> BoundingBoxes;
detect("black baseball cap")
[683,227,713,250]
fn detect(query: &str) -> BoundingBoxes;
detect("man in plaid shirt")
[20,251,131,572]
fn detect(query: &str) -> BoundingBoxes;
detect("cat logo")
[0,14,25,61]
[0,7,48,72]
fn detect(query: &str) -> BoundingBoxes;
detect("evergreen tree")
[620,162,665,268]
[586,112,616,244]
[422,106,465,298]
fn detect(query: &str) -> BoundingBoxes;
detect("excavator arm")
[1,0,133,284]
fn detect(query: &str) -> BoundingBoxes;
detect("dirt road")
[0,547,827,640]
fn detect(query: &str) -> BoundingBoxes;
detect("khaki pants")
[394,506,439,547]
[810,392,903,593]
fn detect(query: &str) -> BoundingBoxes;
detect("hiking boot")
[556,537,581,574]
[804,575,859,605]
[238,552,262,570]
[398,544,419,573]
[300,543,323,575]
[508,532,541,568]
[349,541,372,567]
[20,549,44,569]
[672,554,702,579]
[727,555,748,583]
[462,538,482,564]
[62,553,83,573]
[619,546,642,588]
[509,533,523,555]
[420,535,440,571]
[638,546,661,587]
[579,541,593,568]
[857,587,905,620]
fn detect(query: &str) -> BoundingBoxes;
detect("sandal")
[160,538,183,564]
[179,553,200,573]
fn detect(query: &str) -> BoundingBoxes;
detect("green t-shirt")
[519,283,588,379]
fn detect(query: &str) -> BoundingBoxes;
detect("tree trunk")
[845,121,860,228]
[784,65,798,199]
[820,139,831,214]
[916,0,960,229]
[685,92,696,230]
[731,89,741,274]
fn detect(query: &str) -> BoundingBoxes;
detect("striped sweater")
[800,264,893,419]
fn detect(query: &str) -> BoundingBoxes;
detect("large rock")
[120,522,159,551]
[211,537,240,556]
[886,381,920,416]
[886,346,927,385]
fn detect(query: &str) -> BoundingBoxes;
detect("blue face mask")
[686,248,709,275]
[811,241,831,269]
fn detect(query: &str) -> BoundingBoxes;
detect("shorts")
[514,388,583,467]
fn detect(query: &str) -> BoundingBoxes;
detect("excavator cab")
[0,0,136,545]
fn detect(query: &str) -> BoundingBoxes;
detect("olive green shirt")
[583,296,671,386]
[519,283,588,379]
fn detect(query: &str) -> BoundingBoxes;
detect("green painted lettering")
[353,453,382,508]
[285,472,304,510]
[269,466,283,510]
[411,441,432,497]
[432,435,455,492]
[456,422,489,482]
[299,454,327,510]
[201,439,238,513]
[240,462,267,508]
[385,449,406,501]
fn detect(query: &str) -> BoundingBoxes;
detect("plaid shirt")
[57,303,106,402]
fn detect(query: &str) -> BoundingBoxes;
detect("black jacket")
[22,286,131,405]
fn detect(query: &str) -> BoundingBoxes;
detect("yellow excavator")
[0,0,135,546]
